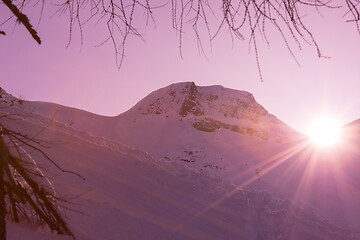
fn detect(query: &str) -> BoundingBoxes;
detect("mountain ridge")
[2,83,360,231]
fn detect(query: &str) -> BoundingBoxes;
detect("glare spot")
[307,117,342,147]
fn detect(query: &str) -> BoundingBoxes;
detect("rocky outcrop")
[179,82,204,117]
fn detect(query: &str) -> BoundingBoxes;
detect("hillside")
[1,84,360,239]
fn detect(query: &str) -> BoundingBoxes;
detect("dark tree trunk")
[0,136,7,240]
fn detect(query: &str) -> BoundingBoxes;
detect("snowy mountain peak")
[131,82,295,142]
[134,81,261,118]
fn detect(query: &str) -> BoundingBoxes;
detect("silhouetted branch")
[1,0,360,75]
[1,0,41,44]
[0,97,82,239]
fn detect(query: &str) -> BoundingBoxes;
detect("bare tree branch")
[0,97,83,239]
[1,0,360,74]
[1,0,41,44]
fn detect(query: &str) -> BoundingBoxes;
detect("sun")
[307,117,342,147]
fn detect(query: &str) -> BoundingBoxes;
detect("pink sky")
[1,3,360,134]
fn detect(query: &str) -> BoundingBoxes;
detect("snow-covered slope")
[103,82,303,177]
[104,83,360,230]
[2,83,304,180]
[2,83,360,235]
[1,95,359,240]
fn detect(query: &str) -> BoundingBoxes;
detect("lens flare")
[307,117,342,147]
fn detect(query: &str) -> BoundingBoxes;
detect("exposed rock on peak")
[135,81,261,118]
[178,82,203,117]
[130,82,294,143]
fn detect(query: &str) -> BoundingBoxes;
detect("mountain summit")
[135,82,259,118]
[125,82,298,143]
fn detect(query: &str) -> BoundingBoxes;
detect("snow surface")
[1,83,360,239]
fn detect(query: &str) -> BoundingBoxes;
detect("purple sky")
[1,3,360,134]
